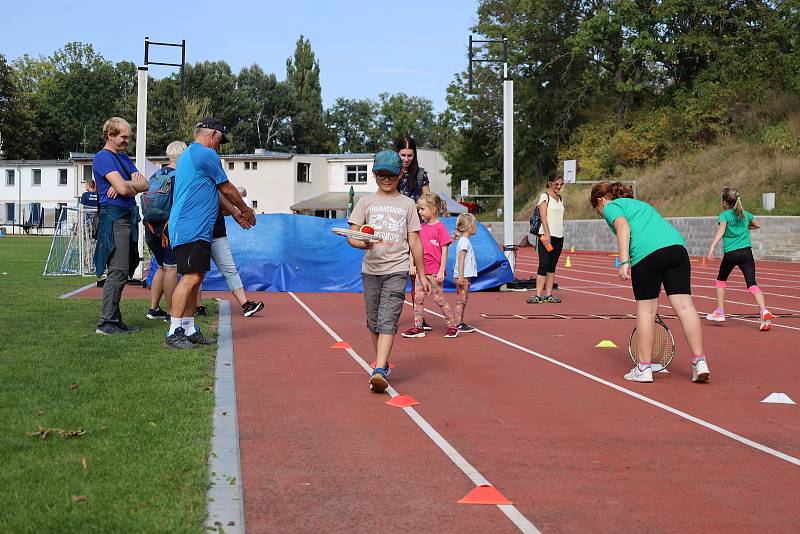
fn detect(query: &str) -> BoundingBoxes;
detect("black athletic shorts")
[630,244,691,300]
[718,247,757,287]
[174,240,212,275]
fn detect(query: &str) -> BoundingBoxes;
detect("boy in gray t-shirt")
[347,150,429,393]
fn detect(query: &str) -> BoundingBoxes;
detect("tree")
[0,54,40,159]
[325,97,381,153]
[285,36,330,153]
[376,92,439,148]
[235,65,294,152]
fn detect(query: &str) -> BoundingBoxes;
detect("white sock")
[181,317,196,336]
[169,317,182,335]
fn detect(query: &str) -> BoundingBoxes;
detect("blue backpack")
[142,168,175,223]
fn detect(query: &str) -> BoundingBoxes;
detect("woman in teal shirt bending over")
[590,182,710,384]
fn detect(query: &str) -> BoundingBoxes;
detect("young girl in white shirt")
[453,213,478,333]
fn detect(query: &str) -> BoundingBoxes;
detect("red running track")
[230,249,800,532]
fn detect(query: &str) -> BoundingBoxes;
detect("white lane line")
[58,281,97,299]
[206,300,245,534]
[517,257,800,298]
[413,303,800,468]
[515,266,800,331]
[289,292,539,534]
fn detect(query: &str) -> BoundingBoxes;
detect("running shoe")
[146,308,169,320]
[369,368,389,393]
[401,326,426,338]
[242,300,264,317]
[526,295,543,304]
[759,309,773,331]
[95,322,129,336]
[195,306,208,318]
[692,359,710,383]
[624,366,653,383]
[119,322,141,333]
[543,295,562,303]
[444,326,459,338]
[457,323,476,333]
[382,363,392,380]
[705,309,726,322]
[164,327,197,350]
[187,329,217,345]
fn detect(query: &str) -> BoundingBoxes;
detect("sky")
[1,0,479,113]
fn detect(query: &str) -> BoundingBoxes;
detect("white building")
[0,148,452,233]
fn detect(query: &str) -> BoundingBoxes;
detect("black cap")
[196,117,230,144]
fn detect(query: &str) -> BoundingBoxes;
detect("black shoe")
[421,318,433,331]
[120,322,141,333]
[457,322,476,333]
[242,301,264,317]
[187,329,217,345]
[195,306,208,317]
[163,314,171,323]
[164,327,196,349]
[95,323,129,335]
[147,308,169,320]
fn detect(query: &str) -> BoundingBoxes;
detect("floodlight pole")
[133,36,186,281]
[468,35,515,270]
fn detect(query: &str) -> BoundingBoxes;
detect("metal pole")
[134,66,148,279]
[468,35,473,94]
[502,63,515,270]
[180,40,186,98]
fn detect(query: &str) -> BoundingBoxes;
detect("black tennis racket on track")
[628,314,675,372]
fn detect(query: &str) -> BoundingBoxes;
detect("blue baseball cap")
[372,150,402,175]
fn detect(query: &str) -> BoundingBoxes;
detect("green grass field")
[0,236,216,533]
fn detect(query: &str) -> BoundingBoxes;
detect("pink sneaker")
[760,310,773,331]
[401,326,426,338]
[705,309,726,322]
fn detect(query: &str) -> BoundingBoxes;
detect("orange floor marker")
[385,395,418,408]
[330,341,352,349]
[370,361,396,369]
[457,485,513,505]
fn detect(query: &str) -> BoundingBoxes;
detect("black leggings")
[718,247,757,287]
[537,236,565,276]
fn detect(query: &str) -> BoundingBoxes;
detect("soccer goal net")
[43,206,97,276]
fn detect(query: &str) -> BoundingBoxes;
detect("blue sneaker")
[383,363,392,380]
[369,367,389,393]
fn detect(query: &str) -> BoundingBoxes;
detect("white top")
[536,192,565,238]
[454,236,478,278]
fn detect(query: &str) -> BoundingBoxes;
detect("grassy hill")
[514,139,800,222]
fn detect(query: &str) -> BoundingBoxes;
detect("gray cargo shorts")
[362,271,409,335]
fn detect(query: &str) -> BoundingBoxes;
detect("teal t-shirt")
[719,209,753,253]
[603,198,686,266]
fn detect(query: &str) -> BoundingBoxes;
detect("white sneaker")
[624,366,653,383]
[705,310,726,322]
[759,310,773,331]
[692,359,710,383]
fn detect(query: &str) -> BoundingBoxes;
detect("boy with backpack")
[142,141,186,321]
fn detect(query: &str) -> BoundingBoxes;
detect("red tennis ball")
[360,225,375,235]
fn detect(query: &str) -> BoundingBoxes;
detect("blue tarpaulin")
[147,214,514,292]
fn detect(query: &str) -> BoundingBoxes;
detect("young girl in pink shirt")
[402,193,459,338]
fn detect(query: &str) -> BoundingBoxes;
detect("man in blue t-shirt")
[165,117,256,349]
[92,117,149,336]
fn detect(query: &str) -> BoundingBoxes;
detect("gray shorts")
[362,271,409,335]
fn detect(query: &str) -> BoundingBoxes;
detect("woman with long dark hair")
[396,136,431,202]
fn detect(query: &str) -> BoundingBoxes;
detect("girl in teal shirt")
[705,188,772,330]
[591,182,710,384]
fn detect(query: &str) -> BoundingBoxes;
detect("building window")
[252,161,258,170]
[83,165,93,183]
[5,203,14,222]
[5,170,14,186]
[244,161,251,170]
[345,164,368,183]
[251,200,258,209]
[32,169,42,186]
[58,169,68,186]
[228,161,234,170]
[297,162,310,183]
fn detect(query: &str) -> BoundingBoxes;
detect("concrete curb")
[206,300,245,533]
